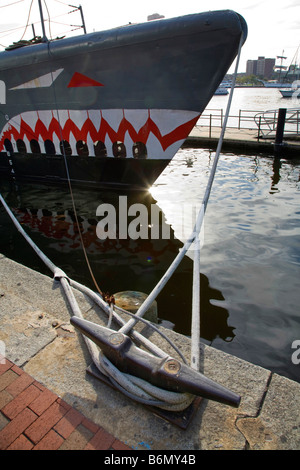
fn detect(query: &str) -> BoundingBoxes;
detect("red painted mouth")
[0,109,199,158]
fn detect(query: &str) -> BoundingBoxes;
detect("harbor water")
[207,85,300,115]
[0,87,299,384]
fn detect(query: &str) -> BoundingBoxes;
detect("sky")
[0,0,299,73]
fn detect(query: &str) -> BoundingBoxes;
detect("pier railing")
[254,108,300,139]
[197,108,300,140]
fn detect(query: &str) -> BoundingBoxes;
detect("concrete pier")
[186,126,300,157]
[0,254,300,450]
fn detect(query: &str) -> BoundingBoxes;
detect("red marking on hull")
[67,72,104,88]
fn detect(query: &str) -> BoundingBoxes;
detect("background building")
[246,56,275,79]
[246,59,257,76]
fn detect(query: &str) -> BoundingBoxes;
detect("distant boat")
[279,87,300,98]
[214,87,229,95]
[220,79,233,87]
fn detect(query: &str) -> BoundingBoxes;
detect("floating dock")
[0,254,300,450]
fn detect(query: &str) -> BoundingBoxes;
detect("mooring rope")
[46,40,105,299]
[0,192,193,410]
[0,31,243,410]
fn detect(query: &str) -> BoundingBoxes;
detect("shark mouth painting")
[0,109,200,160]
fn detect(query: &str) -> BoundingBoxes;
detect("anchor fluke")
[70,316,241,408]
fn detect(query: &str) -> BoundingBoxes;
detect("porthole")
[133,142,147,159]
[113,141,126,158]
[30,139,41,154]
[76,140,89,156]
[44,140,56,155]
[59,140,72,156]
[16,139,26,154]
[94,141,107,157]
[4,139,13,155]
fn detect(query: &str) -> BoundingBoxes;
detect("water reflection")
[1,149,300,382]
[151,149,300,382]
[0,177,234,344]
[270,157,281,193]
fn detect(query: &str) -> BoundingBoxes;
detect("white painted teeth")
[37,110,53,130]
[1,109,199,159]
[20,111,38,131]
[87,110,101,132]
[101,109,124,132]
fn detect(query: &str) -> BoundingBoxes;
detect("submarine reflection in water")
[2,183,235,342]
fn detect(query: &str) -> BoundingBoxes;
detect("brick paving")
[0,356,131,450]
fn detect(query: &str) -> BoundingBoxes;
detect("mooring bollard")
[275,108,287,147]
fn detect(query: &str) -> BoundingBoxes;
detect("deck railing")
[197,108,300,140]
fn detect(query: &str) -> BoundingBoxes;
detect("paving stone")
[84,427,115,450]
[6,433,34,450]
[2,384,41,419]
[54,407,84,439]
[5,373,34,397]
[33,430,64,450]
[0,411,9,431]
[24,400,68,444]
[237,374,300,450]
[58,424,94,450]
[0,407,38,450]
[28,387,57,416]
[0,390,13,411]
[0,370,19,392]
